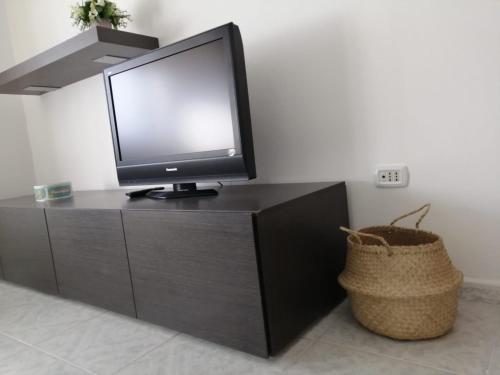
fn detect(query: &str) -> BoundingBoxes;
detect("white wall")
[3,0,500,284]
[0,0,35,199]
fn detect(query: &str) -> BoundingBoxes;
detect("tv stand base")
[146,183,218,199]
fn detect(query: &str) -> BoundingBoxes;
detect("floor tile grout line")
[0,292,58,310]
[33,311,107,346]
[485,344,496,374]
[0,331,98,375]
[108,332,181,375]
[334,341,460,374]
[317,339,460,374]
[0,308,108,347]
[278,337,320,372]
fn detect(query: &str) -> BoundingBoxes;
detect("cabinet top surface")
[0,182,343,213]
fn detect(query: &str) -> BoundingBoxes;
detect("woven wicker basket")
[338,204,463,340]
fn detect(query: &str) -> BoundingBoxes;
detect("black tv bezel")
[103,23,256,186]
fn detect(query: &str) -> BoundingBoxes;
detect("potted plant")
[71,0,131,31]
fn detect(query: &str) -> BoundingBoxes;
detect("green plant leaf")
[70,0,131,30]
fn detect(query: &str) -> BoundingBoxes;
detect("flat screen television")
[103,23,255,199]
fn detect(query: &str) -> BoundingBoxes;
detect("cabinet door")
[45,209,136,317]
[123,211,268,357]
[0,207,58,294]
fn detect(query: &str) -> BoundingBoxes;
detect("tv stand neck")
[173,183,197,192]
[146,183,218,200]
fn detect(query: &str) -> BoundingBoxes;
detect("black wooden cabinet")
[0,182,348,357]
[123,210,268,356]
[0,207,58,294]
[255,185,349,352]
[45,209,136,317]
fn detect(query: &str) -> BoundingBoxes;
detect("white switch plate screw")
[375,165,409,188]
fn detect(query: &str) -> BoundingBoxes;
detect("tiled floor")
[0,281,499,375]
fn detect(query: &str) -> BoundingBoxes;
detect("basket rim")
[347,225,443,252]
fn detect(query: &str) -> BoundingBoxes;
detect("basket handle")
[339,226,393,256]
[390,204,431,229]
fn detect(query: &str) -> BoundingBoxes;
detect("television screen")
[110,39,236,162]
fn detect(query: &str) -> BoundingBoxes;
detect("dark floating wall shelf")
[0,26,159,95]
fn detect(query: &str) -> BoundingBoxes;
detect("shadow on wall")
[243,13,374,185]
[131,0,186,46]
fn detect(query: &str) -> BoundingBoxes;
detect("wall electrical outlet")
[375,165,409,188]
